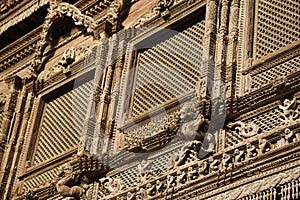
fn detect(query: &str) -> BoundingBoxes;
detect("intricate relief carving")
[207,166,300,200]
[56,163,88,199]
[134,0,175,28]
[279,97,300,125]
[168,141,201,169]
[38,45,91,81]
[28,1,97,78]
[123,110,180,150]
[107,0,124,24]
[277,128,299,148]
[180,100,207,141]
[99,177,123,197]
[227,121,261,138]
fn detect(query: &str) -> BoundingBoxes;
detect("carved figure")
[146,183,156,196]
[156,180,163,194]
[180,100,205,141]
[100,177,123,195]
[234,149,245,164]
[209,157,219,172]
[169,140,201,169]
[258,138,271,154]
[176,170,187,185]
[187,166,198,182]
[279,98,300,124]
[198,160,209,175]
[246,142,257,158]
[221,153,233,171]
[56,163,83,199]
[284,128,298,143]
[167,175,176,188]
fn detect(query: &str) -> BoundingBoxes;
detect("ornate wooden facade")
[0,0,299,199]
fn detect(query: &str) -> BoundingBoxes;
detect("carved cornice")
[133,0,206,29]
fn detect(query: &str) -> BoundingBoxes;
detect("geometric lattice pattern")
[131,21,206,117]
[255,0,300,59]
[23,166,60,191]
[251,55,300,88]
[110,147,181,189]
[34,81,93,165]
[225,107,284,147]
[244,107,283,132]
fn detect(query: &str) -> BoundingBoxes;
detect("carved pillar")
[0,76,22,199]
[2,84,29,199]
[215,0,229,82]
[225,0,239,98]
[204,0,218,57]
[108,39,126,155]
[236,0,255,95]
[90,35,118,157]
[202,0,218,102]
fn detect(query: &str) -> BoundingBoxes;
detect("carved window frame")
[117,4,207,136]
[26,66,95,171]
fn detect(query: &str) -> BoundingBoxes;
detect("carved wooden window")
[32,80,93,165]
[119,14,206,129]
[253,0,299,59]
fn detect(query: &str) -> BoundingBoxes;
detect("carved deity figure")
[180,100,205,141]
[168,140,201,169]
[284,128,299,143]
[56,163,83,199]
[221,153,233,171]
[279,98,300,125]
[258,138,271,154]
[176,170,187,185]
[234,149,245,164]
[187,166,199,182]
[209,157,219,172]
[246,142,257,158]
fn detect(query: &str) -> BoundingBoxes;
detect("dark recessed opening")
[0,6,48,50]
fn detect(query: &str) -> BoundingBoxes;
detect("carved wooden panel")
[33,81,93,165]
[251,55,300,89]
[130,20,206,117]
[254,0,300,59]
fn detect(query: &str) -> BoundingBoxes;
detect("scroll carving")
[227,121,261,138]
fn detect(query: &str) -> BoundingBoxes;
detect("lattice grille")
[109,148,181,189]
[34,81,93,165]
[255,0,300,58]
[131,21,206,117]
[225,107,283,147]
[252,56,300,88]
[23,167,59,191]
